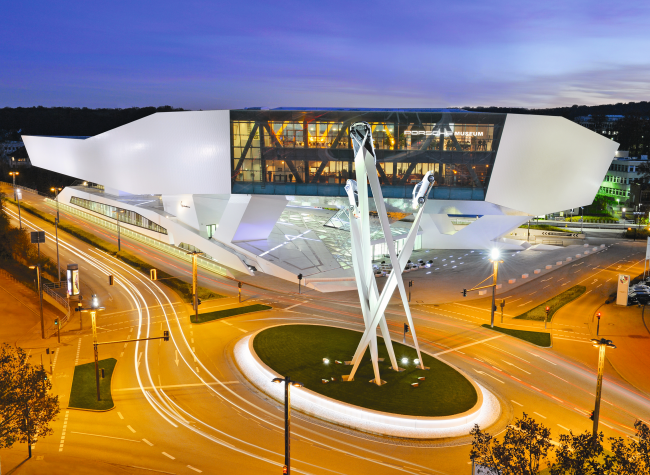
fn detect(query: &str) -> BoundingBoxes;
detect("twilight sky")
[2,0,650,110]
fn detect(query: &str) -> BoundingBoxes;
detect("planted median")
[194,304,272,323]
[69,358,117,411]
[515,285,586,322]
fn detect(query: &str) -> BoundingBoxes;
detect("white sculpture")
[343,122,435,385]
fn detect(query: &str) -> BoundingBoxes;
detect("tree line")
[471,413,650,474]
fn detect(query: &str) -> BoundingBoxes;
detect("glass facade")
[70,196,168,235]
[230,108,506,200]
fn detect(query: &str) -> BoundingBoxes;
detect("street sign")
[30,231,45,243]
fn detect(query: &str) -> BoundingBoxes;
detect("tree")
[606,420,650,475]
[0,344,59,457]
[550,430,605,475]
[470,413,553,475]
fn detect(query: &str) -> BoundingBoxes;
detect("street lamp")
[28,265,45,339]
[272,376,304,474]
[489,249,503,328]
[16,189,22,229]
[8,171,19,200]
[113,208,125,251]
[590,338,616,443]
[50,187,63,282]
[75,294,105,400]
[186,250,204,323]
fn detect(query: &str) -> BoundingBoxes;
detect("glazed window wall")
[70,196,168,235]
[231,110,505,200]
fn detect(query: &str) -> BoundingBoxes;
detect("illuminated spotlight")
[490,248,500,261]
[323,358,330,364]
[414,359,420,365]
[401,357,409,364]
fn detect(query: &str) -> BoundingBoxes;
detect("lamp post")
[581,206,584,234]
[187,251,203,323]
[489,249,503,328]
[29,264,45,339]
[75,295,105,400]
[50,187,62,282]
[590,338,616,443]
[113,209,125,251]
[8,171,19,200]
[16,189,22,229]
[272,376,304,474]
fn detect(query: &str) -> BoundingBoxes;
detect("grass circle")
[253,325,478,417]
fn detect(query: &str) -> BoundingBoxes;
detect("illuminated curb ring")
[234,326,501,439]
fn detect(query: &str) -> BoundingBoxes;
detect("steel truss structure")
[342,122,435,385]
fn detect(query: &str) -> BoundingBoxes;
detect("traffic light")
[404,323,410,333]
[197,298,202,306]
[597,312,601,319]
[409,280,413,288]
[462,289,467,297]
[163,330,169,342]
[54,318,59,327]
[283,466,288,475]
[297,273,303,281]
[108,275,114,286]
[589,410,595,421]
[238,281,242,289]
[150,269,157,281]
[46,348,50,355]
[545,306,550,313]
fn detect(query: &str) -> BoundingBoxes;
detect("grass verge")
[481,324,551,347]
[7,199,224,303]
[253,325,478,417]
[518,224,576,233]
[69,358,117,411]
[195,304,271,323]
[515,285,586,321]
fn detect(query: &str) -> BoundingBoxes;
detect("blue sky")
[2,0,649,109]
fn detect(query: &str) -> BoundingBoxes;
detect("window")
[70,197,167,235]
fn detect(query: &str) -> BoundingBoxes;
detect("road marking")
[485,344,531,363]
[162,452,175,460]
[473,369,504,383]
[137,352,143,368]
[511,400,523,406]
[434,335,503,356]
[517,300,533,307]
[601,421,613,429]
[237,328,247,333]
[533,412,547,419]
[187,466,202,473]
[59,410,69,452]
[221,321,233,326]
[285,303,302,310]
[70,431,141,442]
[127,425,136,433]
[552,337,592,344]
[117,412,124,419]
[557,424,570,431]
[548,373,570,383]
[142,438,153,446]
[530,385,542,392]
[75,338,81,365]
[502,360,531,374]
[528,352,557,365]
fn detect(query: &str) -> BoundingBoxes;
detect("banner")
[67,263,80,297]
[646,237,650,260]
[617,274,630,306]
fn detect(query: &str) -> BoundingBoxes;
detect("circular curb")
[234,324,502,439]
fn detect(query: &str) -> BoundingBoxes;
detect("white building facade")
[22,108,618,290]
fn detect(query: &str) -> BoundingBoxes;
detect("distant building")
[597,151,649,203]
[8,146,31,168]
[0,141,24,160]
[573,115,624,140]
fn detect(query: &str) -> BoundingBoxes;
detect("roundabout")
[234,324,502,439]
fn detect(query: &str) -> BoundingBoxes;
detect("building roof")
[10,146,29,159]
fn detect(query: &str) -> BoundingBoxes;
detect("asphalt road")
[1,187,649,475]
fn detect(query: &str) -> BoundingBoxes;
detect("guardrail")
[43,198,232,278]
[0,180,42,196]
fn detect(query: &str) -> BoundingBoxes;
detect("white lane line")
[511,400,523,407]
[187,466,202,473]
[557,424,570,432]
[528,352,557,365]
[285,303,302,310]
[237,328,247,333]
[142,438,153,446]
[162,452,175,460]
[221,321,233,326]
[75,338,81,365]
[70,431,140,442]
[434,335,503,356]
[117,412,124,419]
[533,412,547,419]
[59,410,69,452]
[552,337,592,344]
[127,425,136,433]
[473,369,504,383]
[530,385,542,392]
[601,421,613,429]
[517,300,533,307]
[502,360,531,374]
